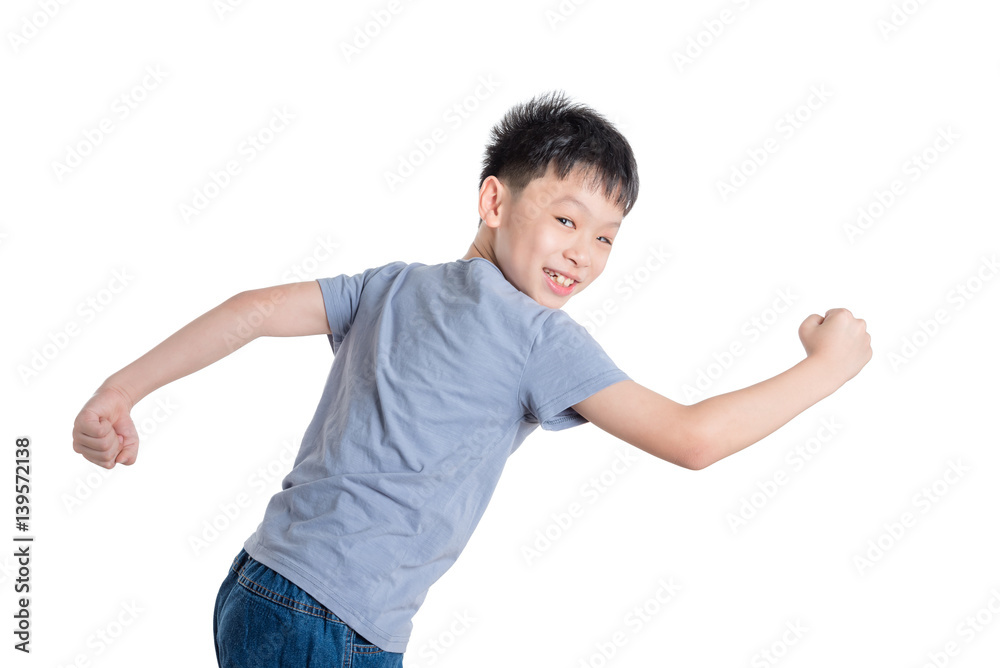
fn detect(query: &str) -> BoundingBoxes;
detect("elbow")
[680,412,717,471]
[651,434,713,471]
[683,441,714,471]
[229,287,282,338]
[225,290,267,341]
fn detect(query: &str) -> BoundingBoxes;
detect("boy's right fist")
[798,308,873,384]
[72,386,140,469]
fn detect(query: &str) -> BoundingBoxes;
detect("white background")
[3,0,999,666]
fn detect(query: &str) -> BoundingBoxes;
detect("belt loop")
[233,548,251,572]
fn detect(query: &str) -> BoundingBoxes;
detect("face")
[478,163,624,309]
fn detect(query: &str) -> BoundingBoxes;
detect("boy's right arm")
[72,281,331,469]
[572,308,871,470]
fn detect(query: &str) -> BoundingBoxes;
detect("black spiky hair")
[478,90,638,224]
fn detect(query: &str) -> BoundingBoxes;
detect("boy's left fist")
[71,385,140,469]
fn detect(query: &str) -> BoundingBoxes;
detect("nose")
[564,239,590,268]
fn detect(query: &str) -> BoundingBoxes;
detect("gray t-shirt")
[244,257,630,652]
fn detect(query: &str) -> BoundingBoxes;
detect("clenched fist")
[798,308,873,384]
[72,386,140,469]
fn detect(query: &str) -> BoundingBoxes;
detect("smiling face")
[464,162,625,309]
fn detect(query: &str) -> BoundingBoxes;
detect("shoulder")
[371,259,412,277]
[350,260,417,288]
[522,308,609,367]
[537,307,592,339]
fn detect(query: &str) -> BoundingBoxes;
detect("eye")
[556,216,575,228]
[598,236,613,245]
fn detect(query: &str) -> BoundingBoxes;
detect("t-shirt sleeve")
[518,309,631,431]
[316,265,381,353]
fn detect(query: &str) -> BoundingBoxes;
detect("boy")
[71,91,872,666]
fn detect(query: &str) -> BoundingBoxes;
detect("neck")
[461,239,497,265]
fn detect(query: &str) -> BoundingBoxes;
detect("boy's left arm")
[573,308,871,470]
[71,281,331,468]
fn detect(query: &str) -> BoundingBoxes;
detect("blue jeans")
[214,548,404,667]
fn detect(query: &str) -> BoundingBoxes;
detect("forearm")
[688,356,844,468]
[99,292,260,408]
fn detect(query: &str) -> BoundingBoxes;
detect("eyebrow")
[552,195,621,228]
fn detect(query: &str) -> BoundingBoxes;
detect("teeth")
[545,269,576,287]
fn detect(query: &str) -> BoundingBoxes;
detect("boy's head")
[463,90,639,309]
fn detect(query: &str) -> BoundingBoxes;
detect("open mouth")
[543,267,577,294]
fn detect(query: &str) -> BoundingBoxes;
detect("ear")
[477,176,504,229]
